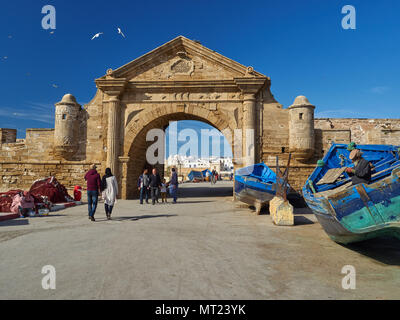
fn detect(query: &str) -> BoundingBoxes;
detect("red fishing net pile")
[0,177,72,213]
[29,176,73,204]
[0,190,41,213]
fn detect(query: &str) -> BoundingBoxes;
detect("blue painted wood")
[188,170,203,181]
[234,163,288,207]
[303,143,400,244]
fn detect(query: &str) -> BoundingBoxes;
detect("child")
[160,179,168,203]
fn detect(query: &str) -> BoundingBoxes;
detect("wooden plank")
[317,167,347,185]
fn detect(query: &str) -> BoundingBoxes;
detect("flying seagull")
[91,32,103,40]
[117,28,125,38]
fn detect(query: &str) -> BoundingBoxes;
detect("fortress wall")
[0,115,398,195]
[315,118,400,145]
[0,161,101,193]
[259,117,400,192]
[0,127,102,192]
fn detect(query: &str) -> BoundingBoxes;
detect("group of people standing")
[206,169,219,184]
[84,165,178,222]
[137,167,178,205]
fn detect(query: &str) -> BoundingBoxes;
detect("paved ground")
[0,181,399,299]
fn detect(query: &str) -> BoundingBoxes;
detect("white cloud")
[371,86,390,94]
[0,102,54,124]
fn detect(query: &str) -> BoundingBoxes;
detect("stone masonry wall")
[0,161,101,193]
[1,116,399,195]
[315,118,400,146]
[0,127,102,193]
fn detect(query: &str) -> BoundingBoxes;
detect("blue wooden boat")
[303,143,400,244]
[235,162,288,213]
[188,170,203,182]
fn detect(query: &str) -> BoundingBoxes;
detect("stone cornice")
[95,78,128,97]
[234,77,268,94]
[126,79,240,90]
[122,99,243,104]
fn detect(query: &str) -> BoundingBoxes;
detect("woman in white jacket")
[101,168,118,220]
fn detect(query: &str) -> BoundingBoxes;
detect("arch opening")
[123,112,234,199]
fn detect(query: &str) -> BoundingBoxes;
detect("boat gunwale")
[305,143,400,194]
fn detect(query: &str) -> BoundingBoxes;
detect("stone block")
[269,196,294,226]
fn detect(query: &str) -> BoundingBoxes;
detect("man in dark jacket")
[149,168,161,205]
[84,164,101,221]
[346,149,372,185]
[168,167,179,204]
[138,169,150,204]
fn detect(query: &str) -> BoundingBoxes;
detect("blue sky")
[0,0,399,147]
[164,121,232,158]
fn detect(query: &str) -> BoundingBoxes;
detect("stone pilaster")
[106,97,121,177]
[242,93,257,166]
[234,77,267,167]
[118,156,130,199]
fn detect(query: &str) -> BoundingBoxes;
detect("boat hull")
[304,166,400,244]
[234,162,289,213]
[234,180,275,207]
[313,210,400,244]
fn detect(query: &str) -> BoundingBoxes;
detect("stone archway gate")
[6,36,371,197]
[93,36,272,199]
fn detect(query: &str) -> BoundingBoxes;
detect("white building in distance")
[166,155,233,172]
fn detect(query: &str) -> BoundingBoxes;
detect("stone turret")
[288,95,315,162]
[54,94,81,160]
[0,129,17,144]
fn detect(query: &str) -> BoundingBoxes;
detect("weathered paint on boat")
[303,143,400,244]
[234,163,286,210]
[188,170,203,182]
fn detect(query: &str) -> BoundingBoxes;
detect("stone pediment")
[98,36,266,82]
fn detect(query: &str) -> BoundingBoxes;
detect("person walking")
[211,169,216,184]
[168,167,179,204]
[149,168,161,205]
[84,164,101,221]
[101,168,118,220]
[137,169,150,204]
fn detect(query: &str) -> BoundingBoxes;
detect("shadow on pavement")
[294,216,314,225]
[287,193,308,208]
[240,192,311,216]
[342,237,400,266]
[173,200,213,204]
[0,219,30,227]
[178,184,233,198]
[248,206,315,226]
[110,214,178,222]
